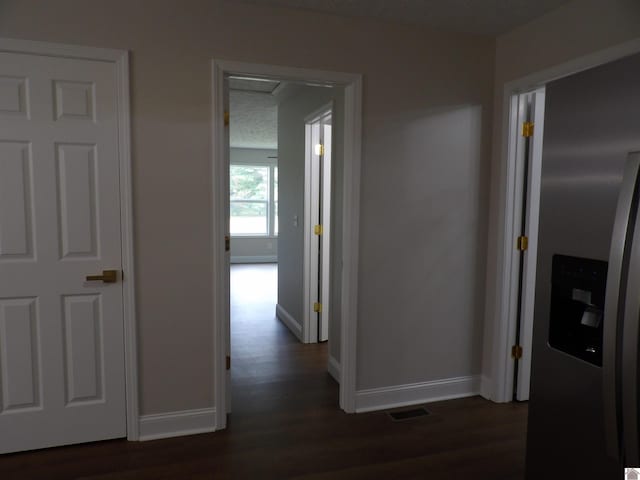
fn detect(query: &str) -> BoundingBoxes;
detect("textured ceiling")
[229,77,280,94]
[234,0,571,35]
[230,90,278,149]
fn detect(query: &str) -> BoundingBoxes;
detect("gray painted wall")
[277,85,344,362]
[0,0,495,415]
[230,237,277,263]
[229,148,278,262]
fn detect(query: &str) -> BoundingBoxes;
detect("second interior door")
[306,109,332,342]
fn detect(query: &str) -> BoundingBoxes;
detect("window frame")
[229,160,278,238]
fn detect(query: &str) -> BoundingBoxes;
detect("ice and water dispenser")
[548,254,608,366]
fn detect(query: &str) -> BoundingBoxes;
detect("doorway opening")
[490,38,640,405]
[212,61,363,430]
[227,77,338,416]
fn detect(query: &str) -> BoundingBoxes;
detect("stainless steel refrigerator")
[526,52,640,478]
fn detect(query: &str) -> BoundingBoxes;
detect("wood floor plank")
[0,264,528,479]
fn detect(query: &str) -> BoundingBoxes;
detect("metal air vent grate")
[387,407,431,421]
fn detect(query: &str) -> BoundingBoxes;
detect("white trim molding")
[115,50,139,443]
[480,375,493,400]
[211,59,228,431]
[0,37,126,61]
[212,60,363,430]
[487,36,640,403]
[0,38,139,441]
[328,356,341,383]
[275,304,303,342]
[339,75,363,414]
[355,376,481,413]
[303,102,333,344]
[138,408,216,442]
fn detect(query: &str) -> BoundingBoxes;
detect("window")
[230,164,278,236]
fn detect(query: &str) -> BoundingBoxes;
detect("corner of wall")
[275,303,303,342]
[480,375,493,401]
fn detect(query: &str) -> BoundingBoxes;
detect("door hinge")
[224,111,230,126]
[512,345,523,360]
[517,236,528,251]
[226,355,231,370]
[314,143,325,156]
[314,224,323,235]
[313,302,322,313]
[225,235,230,252]
[522,121,534,138]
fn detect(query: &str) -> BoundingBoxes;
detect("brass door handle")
[86,269,118,283]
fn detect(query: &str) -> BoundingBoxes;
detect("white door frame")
[515,90,545,402]
[0,38,139,439]
[498,89,545,403]
[211,60,363,429]
[303,103,333,344]
[489,37,640,403]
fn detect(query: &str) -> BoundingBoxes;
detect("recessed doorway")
[211,61,363,429]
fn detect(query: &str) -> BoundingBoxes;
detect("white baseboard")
[138,407,216,441]
[276,303,303,341]
[230,255,277,264]
[328,355,341,383]
[479,375,493,401]
[355,375,481,413]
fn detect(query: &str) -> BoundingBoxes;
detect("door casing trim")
[211,60,363,429]
[0,37,139,440]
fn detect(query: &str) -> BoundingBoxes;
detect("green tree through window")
[230,166,268,201]
[230,164,277,236]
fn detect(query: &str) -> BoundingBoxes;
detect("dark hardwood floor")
[0,264,528,479]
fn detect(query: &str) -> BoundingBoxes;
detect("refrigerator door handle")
[604,154,640,460]
[622,152,640,466]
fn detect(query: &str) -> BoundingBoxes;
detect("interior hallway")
[230,263,333,414]
[0,263,529,479]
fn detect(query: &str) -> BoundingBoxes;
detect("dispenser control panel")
[549,254,608,366]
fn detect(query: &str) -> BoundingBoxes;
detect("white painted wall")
[358,103,489,390]
[482,0,640,400]
[229,148,278,263]
[0,0,495,416]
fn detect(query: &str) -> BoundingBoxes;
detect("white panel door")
[516,89,546,401]
[319,118,332,342]
[308,120,322,342]
[306,112,332,343]
[0,52,126,453]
